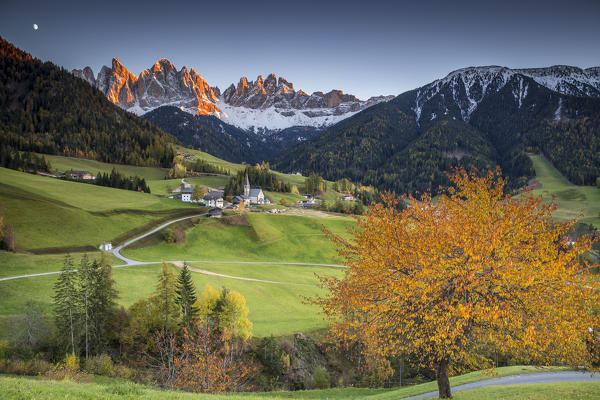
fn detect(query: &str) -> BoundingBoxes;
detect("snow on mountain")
[411,65,600,123]
[72,60,392,132]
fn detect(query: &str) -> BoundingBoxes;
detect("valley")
[1,29,599,398]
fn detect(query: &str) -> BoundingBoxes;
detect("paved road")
[0,213,346,283]
[402,371,600,399]
[109,213,206,265]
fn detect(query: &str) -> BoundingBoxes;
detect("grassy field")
[0,251,122,278]
[122,213,354,264]
[42,154,169,180]
[1,366,594,399]
[0,261,343,338]
[0,167,197,250]
[529,155,600,228]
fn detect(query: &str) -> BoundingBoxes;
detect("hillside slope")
[0,37,176,167]
[274,67,600,193]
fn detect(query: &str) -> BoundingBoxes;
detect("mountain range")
[274,65,600,193]
[73,58,393,132]
[4,33,598,194]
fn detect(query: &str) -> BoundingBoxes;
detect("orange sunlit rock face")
[97,57,220,115]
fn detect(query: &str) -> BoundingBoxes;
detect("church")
[234,175,267,205]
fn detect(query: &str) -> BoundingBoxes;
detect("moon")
[33,24,38,30]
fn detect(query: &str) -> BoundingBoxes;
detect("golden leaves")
[314,168,600,373]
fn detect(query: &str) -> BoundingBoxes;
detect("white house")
[180,184,194,202]
[203,191,224,208]
[99,242,112,251]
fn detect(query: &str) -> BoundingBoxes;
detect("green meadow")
[0,261,343,338]
[122,213,354,264]
[528,155,600,228]
[1,366,593,400]
[0,167,196,251]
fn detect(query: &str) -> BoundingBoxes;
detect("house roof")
[204,191,224,200]
[179,183,194,193]
[249,188,263,197]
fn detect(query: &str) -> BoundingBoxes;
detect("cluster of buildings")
[176,152,196,161]
[173,175,269,209]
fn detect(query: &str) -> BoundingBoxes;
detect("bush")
[0,358,51,375]
[163,229,175,244]
[173,229,186,245]
[313,366,331,389]
[83,354,114,376]
[114,364,135,380]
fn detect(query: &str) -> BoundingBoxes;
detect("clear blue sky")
[1,0,599,99]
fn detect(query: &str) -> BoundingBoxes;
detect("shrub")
[163,229,175,244]
[114,364,135,380]
[84,354,114,376]
[0,358,50,376]
[313,367,331,389]
[64,353,80,372]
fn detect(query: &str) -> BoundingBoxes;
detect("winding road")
[401,371,600,399]
[0,213,346,283]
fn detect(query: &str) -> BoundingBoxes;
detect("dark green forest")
[0,37,176,167]
[274,75,600,194]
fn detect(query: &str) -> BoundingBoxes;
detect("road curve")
[0,212,346,283]
[402,371,600,399]
[110,213,207,265]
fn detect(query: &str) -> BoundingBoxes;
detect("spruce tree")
[88,259,118,355]
[77,255,92,359]
[176,263,198,330]
[52,254,78,355]
[152,262,181,332]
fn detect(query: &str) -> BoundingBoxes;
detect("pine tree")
[152,262,181,332]
[88,258,118,355]
[52,254,78,355]
[176,264,198,330]
[77,255,92,359]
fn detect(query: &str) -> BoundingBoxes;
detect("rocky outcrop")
[74,58,220,116]
[73,59,393,130]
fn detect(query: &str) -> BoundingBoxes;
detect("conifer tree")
[88,258,118,355]
[176,263,198,330]
[77,255,92,359]
[53,254,78,355]
[152,262,181,332]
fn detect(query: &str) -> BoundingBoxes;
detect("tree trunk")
[436,358,451,398]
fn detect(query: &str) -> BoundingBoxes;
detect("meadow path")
[0,213,346,282]
[402,371,600,399]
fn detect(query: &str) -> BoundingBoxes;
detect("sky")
[1,0,599,99]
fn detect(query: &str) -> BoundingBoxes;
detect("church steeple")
[244,174,250,197]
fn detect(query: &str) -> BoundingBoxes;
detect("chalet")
[203,191,224,209]
[341,194,355,201]
[232,195,251,207]
[70,170,95,180]
[176,152,196,160]
[179,183,194,202]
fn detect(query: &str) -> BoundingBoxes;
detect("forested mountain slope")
[274,67,600,193]
[0,37,176,167]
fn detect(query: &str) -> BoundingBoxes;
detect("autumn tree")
[316,168,600,398]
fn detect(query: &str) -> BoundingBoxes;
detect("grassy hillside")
[0,167,196,250]
[43,155,169,181]
[0,261,343,338]
[528,155,600,228]
[1,366,592,399]
[122,213,354,264]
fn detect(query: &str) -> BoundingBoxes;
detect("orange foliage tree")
[315,169,600,398]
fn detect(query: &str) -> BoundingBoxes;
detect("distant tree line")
[187,158,229,175]
[0,145,52,173]
[225,163,290,197]
[93,168,151,193]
